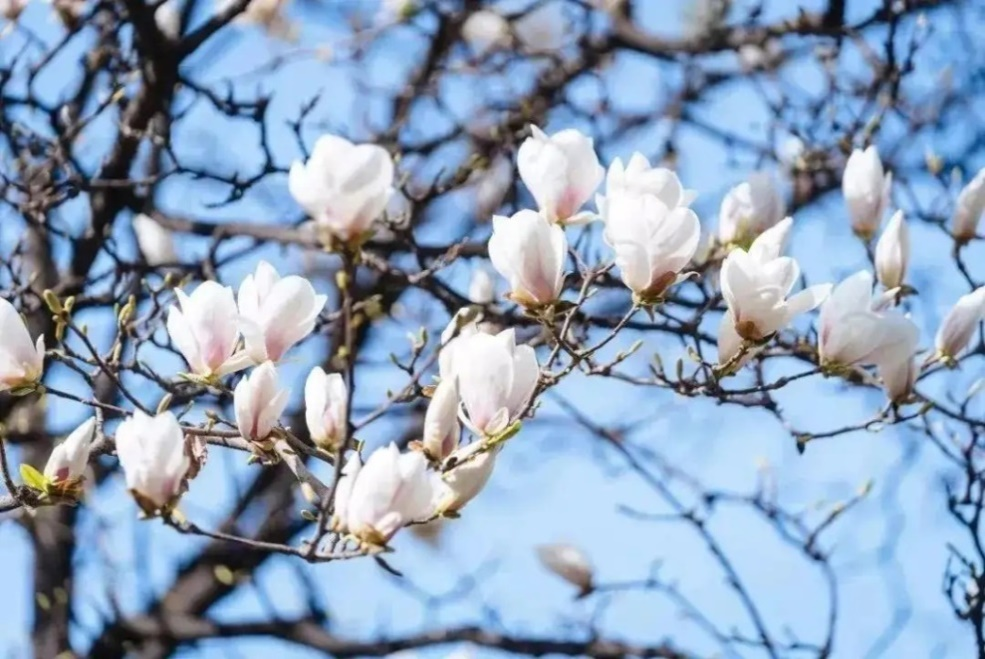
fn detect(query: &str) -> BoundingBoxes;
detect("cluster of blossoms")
[2,125,985,555]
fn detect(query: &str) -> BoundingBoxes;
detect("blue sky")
[1,0,983,657]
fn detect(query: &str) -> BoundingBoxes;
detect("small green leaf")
[20,464,47,491]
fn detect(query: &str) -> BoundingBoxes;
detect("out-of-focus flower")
[43,417,96,485]
[304,367,348,451]
[468,268,496,305]
[718,172,786,246]
[1,0,28,21]
[874,210,909,290]
[935,287,985,365]
[489,210,566,308]
[234,362,290,442]
[0,297,45,393]
[133,214,177,266]
[462,9,510,55]
[289,134,395,245]
[166,281,251,379]
[345,443,436,546]
[237,261,326,364]
[380,0,416,21]
[453,329,538,437]
[843,146,892,239]
[954,167,985,243]
[536,543,594,595]
[115,410,191,514]
[221,0,296,41]
[517,125,603,225]
[422,378,461,462]
[155,1,181,39]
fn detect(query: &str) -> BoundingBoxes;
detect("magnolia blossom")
[133,214,177,266]
[43,418,96,484]
[843,146,892,238]
[718,227,830,364]
[954,168,985,242]
[305,367,348,451]
[331,452,362,531]
[453,329,538,437]
[167,281,250,379]
[381,0,416,21]
[874,210,910,290]
[0,298,45,392]
[882,354,918,403]
[536,543,594,594]
[935,287,985,363]
[597,153,696,217]
[345,443,436,546]
[115,410,191,512]
[818,271,919,372]
[289,134,395,243]
[461,9,510,55]
[602,190,701,304]
[718,172,786,245]
[433,443,498,515]
[438,309,483,381]
[234,362,290,442]
[517,126,603,225]
[422,378,460,462]
[468,268,496,305]
[237,261,326,363]
[488,210,566,307]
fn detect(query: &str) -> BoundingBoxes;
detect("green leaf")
[20,463,47,491]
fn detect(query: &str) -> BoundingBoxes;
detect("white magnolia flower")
[331,452,362,532]
[133,214,177,266]
[346,443,436,546]
[874,210,909,290]
[536,543,594,594]
[304,367,348,451]
[517,125,603,225]
[718,231,830,364]
[115,410,191,513]
[0,297,45,392]
[602,190,701,304]
[746,216,793,263]
[461,9,510,55]
[433,442,498,515]
[843,146,892,238]
[881,354,918,403]
[468,268,496,305]
[453,329,538,437]
[438,308,483,381]
[818,271,919,371]
[422,378,460,462]
[954,168,985,242]
[43,418,96,484]
[935,287,985,364]
[489,210,567,307]
[289,134,395,243]
[597,153,696,217]
[234,361,290,442]
[237,260,327,364]
[718,172,786,245]
[166,281,251,379]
